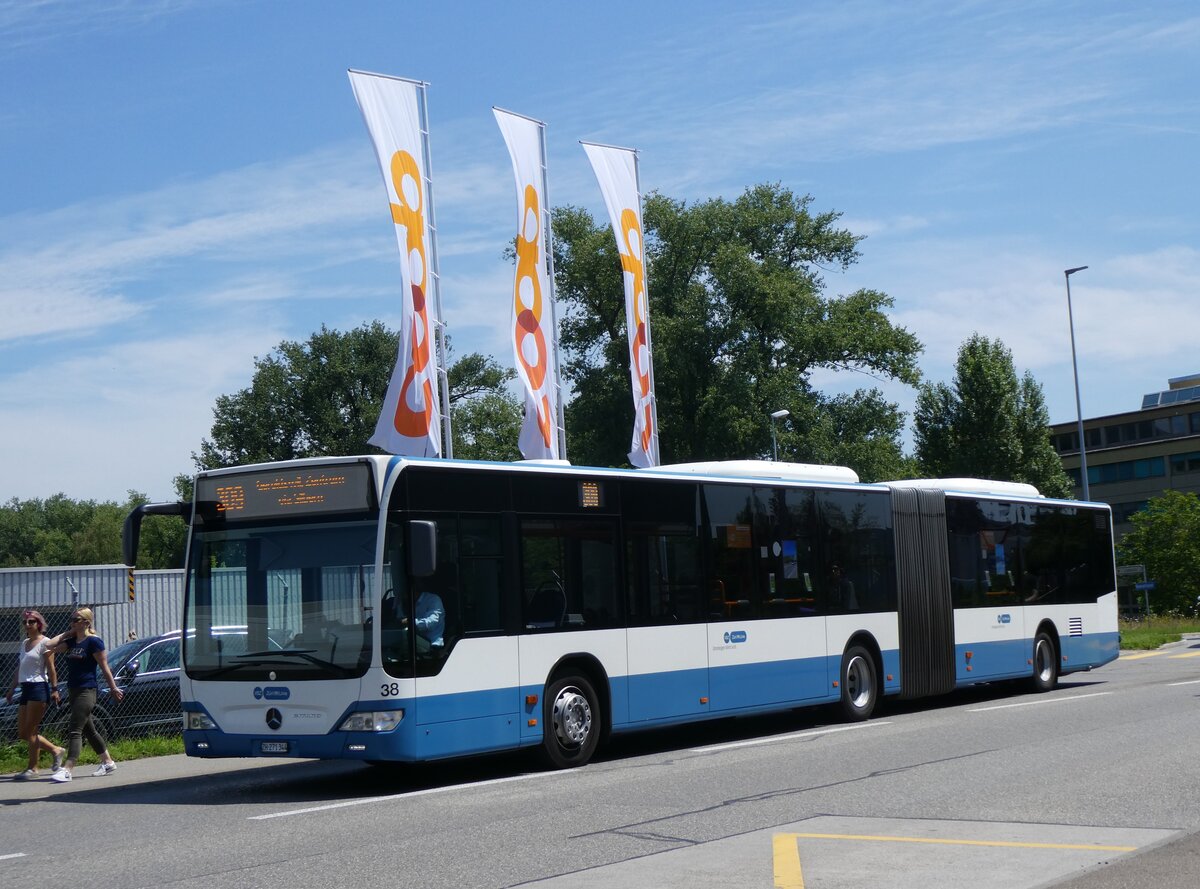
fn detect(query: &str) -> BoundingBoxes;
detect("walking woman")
[6,610,66,780]
[45,607,123,783]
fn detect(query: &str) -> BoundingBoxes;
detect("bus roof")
[650,460,860,485]
[882,477,1044,499]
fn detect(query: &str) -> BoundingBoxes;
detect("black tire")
[838,645,878,722]
[539,673,601,769]
[1030,632,1059,692]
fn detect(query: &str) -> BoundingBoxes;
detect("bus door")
[624,521,710,723]
[705,485,827,712]
[401,515,522,757]
[948,500,1029,681]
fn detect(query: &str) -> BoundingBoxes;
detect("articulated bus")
[124,456,1119,769]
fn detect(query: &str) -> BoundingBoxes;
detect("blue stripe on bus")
[185,632,1120,762]
[1061,631,1120,674]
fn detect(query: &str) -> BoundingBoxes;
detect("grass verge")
[1120,616,1200,650]
[2,733,183,776]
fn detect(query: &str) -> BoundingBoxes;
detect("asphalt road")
[3,639,1199,888]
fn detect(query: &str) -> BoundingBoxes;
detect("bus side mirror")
[122,501,189,566]
[408,520,437,578]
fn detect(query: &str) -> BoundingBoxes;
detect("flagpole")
[539,121,568,461]
[631,148,660,466]
[417,82,453,458]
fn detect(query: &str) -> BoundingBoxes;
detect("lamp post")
[1064,266,1089,500]
[770,409,789,461]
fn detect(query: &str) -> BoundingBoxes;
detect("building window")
[1112,501,1149,523]
[1085,456,1166,487]
[1055,432,1078,453]
[1170,451,1200,475]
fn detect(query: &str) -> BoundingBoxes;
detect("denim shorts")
[19,681,50,703]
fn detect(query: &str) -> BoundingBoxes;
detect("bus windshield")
[183,519,376,680]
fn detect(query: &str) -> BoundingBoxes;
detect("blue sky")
[1,0,1197,503]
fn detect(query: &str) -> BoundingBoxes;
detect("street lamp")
[770,409,790,461]
[1064,266,1089,500]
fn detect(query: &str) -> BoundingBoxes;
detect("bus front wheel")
[838,645,877,722]
[1030,632,1059,692]
[539,673,600,769]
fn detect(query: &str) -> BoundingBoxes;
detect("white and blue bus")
[124,456,1119,768]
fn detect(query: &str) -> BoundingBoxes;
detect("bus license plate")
[261,741,289,754]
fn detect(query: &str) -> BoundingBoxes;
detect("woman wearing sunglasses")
[6,610,66,780]
[45,608,123,783]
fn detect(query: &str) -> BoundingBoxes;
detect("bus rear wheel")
[539,673,600,769]
[838,645,877,722]
[1030,632,1059,692]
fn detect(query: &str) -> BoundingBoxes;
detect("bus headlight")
[185,711,217,731]
[339,710,404,732]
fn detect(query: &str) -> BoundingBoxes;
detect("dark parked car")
[1,627,278,743]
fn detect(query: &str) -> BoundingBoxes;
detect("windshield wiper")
[202,648,355,679]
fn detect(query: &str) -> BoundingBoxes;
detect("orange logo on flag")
[620,208,655,452]
[388,150,434,438]
[514,184,553,447]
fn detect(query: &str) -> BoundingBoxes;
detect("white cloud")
[0,325,283,501]
[0,0,216,51]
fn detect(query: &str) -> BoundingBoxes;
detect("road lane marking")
[779,832,1136,852]
[1167,679,1200,686]
[773,834,805,888]
[1168,652,1200,658]
[248,770,573,820]
[691,721,891,754]
[966,692,1110,712]
[1120,652,1164,660]
[0,854,27,862]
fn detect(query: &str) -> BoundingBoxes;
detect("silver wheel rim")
[551,686,592,748]
[845,655,873,710]
[1035,638,1054,682]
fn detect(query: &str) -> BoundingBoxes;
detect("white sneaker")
[50,768,72,783]
[92,761,117,776]
[14,769,36,781]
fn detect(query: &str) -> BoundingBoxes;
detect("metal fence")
[4,566,373,752]
[3,571,186,750]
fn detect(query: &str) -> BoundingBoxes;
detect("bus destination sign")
[197,463,374,519]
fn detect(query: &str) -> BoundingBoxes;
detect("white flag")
[349,70,442,457]
[495,109,561,460]
[582,142,660,467]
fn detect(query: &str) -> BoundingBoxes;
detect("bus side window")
[520,519,619,631]
[702,484,760,621]
[457,517,505,633]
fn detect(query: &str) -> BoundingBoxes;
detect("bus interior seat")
[526,583,567,628]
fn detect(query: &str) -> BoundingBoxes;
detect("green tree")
[197,323,520,469]
[550,183,922,480]
[913,334,1072,497]
[1118,491,1200,614]
[0,492,184,569]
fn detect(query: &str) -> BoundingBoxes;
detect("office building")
[1050,373,1200,534]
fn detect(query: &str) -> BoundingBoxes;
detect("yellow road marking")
[772,834,805,889]
[1121,652,1164,660]
[1168,651,1200,658]
[781,832,1136,852]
